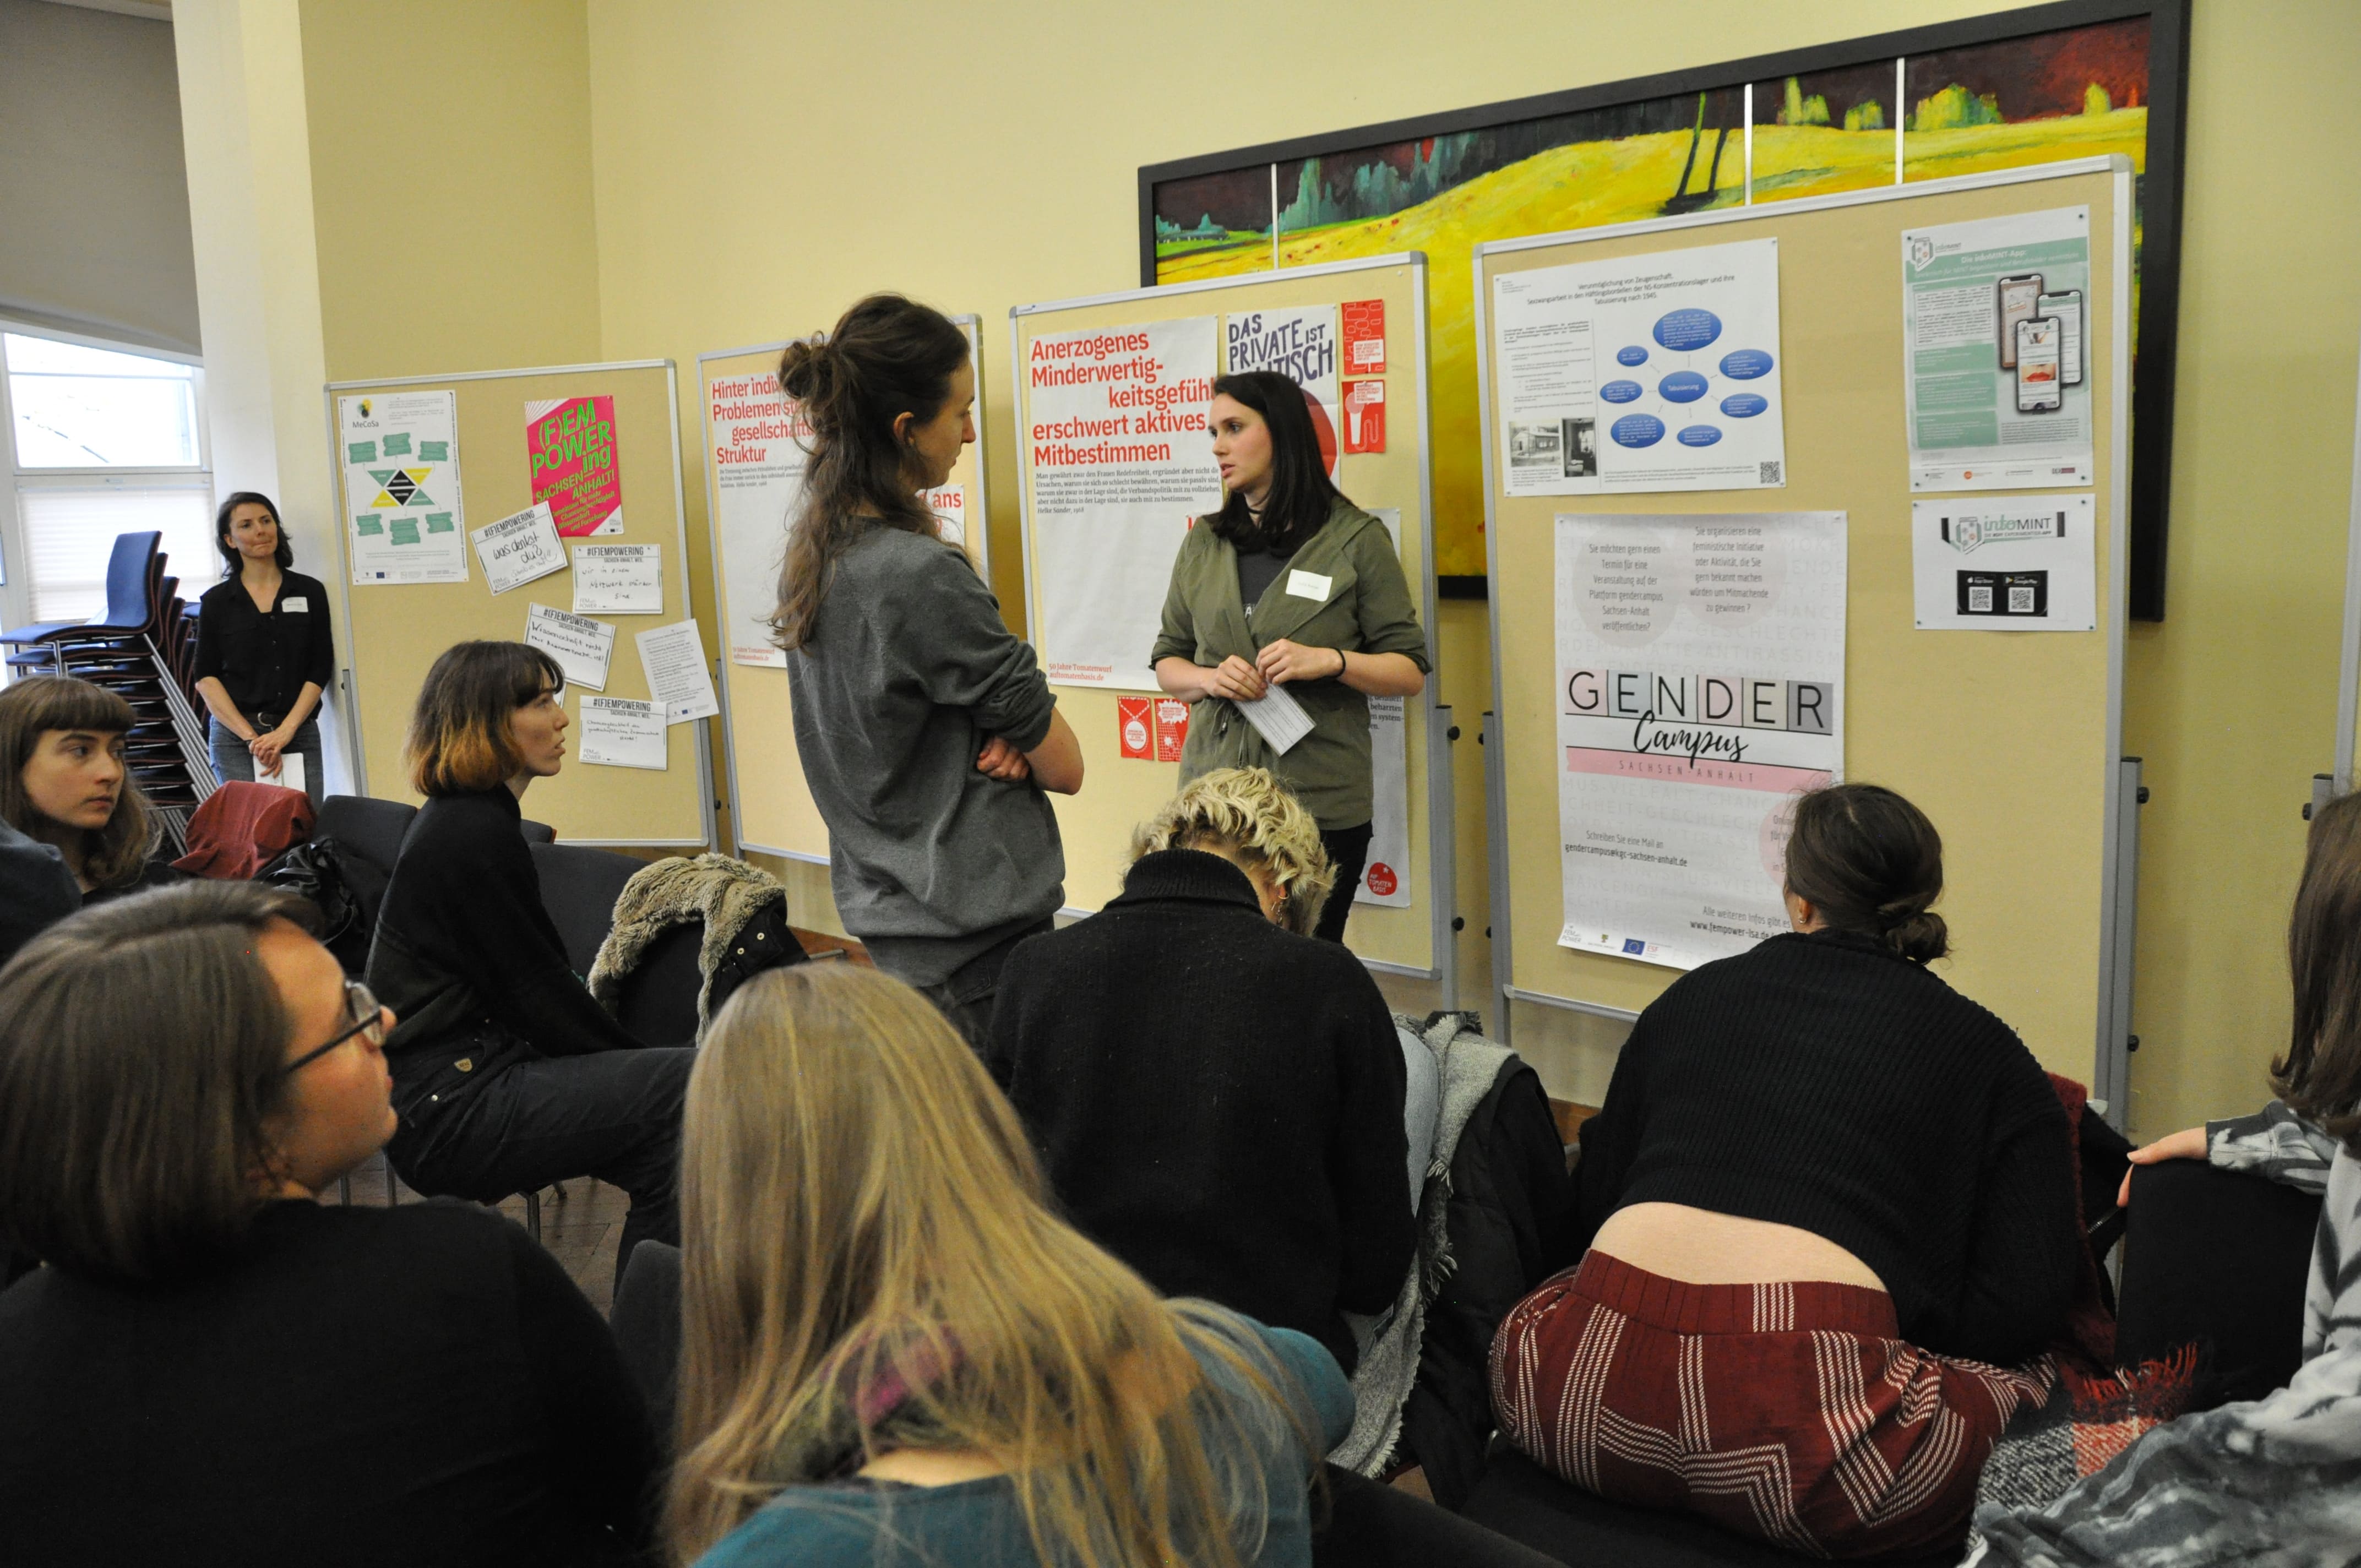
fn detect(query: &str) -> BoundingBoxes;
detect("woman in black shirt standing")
[194,491,334,803]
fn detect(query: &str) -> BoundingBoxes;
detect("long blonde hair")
[1130,767,1335,935]
[667,964,1316,1565]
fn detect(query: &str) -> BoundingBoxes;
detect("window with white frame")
[1,328,214,632]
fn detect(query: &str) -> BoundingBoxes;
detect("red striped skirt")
[1489,1253,2054,1559]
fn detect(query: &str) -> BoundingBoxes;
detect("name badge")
[282,597,309,612]
[1285,569,1332,602]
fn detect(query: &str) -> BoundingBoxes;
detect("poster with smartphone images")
[1901,206,2093,493]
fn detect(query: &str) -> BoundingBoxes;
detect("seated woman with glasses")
[367,640,695,1289]
[0,883,659,1567]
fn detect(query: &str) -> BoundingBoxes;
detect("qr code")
[1968,585,1994,612]
[2009,585,2036,613]
[1759,460,1782,484]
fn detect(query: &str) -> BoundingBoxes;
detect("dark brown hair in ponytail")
[2276,790,2361,1154]
[1781,783,1948,963]
[768,295,970,651]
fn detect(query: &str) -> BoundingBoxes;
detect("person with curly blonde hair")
[981,768,1413,1376]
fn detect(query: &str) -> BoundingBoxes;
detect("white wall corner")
[173,0,354,791]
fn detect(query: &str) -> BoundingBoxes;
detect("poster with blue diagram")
[1493,237,1785,496]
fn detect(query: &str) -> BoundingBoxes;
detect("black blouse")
[193,570,335,720]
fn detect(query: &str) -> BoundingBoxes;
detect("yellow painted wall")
[2119,5,2361,1135]
[298,0,603,380]
[276,0,2361,1136]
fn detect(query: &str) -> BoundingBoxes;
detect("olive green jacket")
[1150,497,1431,828]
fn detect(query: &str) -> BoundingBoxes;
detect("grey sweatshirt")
[786,522,1064,986]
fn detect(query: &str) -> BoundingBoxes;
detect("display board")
[325,360,711,846]
[1011,254,1456,991]
[701,317,992,864]
[1481,158,2132,1085]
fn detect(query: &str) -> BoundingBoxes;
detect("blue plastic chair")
[1,530,162,670]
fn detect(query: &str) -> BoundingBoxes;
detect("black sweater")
[367,786,640,1065]
[0,1201,657,1567]
[983,849,1415,1372]
[1571,929,2079,1366]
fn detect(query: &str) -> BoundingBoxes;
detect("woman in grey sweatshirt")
[768,295,1082,1044]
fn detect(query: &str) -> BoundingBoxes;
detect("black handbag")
[256,836,389,974]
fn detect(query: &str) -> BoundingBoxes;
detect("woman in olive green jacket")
[1151,370,1430,943]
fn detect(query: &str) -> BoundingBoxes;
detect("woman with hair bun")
[771,293,1080,1045]
[1489,782,2080,1560]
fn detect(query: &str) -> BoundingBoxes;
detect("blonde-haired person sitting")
[981,767,1415,1378]
[668,962,1353,1567]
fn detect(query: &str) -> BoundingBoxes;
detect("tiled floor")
[335,1152,634,1314]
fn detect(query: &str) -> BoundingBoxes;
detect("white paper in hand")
[1236,682,1315,756]
[256,752,307,796]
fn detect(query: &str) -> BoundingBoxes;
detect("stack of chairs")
[0,530,217,853]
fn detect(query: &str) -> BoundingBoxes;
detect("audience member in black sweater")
[0,883,658,1567]
[983,766,1415,1374]
[367,640,694,1286]
[0,673,183,903]
[1490,783,2080,1559]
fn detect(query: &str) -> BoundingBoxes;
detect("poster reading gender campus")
[1025,317,1221,691]
[1554,511,1846,970]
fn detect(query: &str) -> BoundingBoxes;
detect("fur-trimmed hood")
[587,853,789,1036]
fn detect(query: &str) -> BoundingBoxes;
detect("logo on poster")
[1908,236,1936,272]
[1365,862,1398,897]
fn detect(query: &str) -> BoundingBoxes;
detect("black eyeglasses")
[281,981,387,1076]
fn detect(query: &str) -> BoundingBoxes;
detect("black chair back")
[1462,1446,1962,1567]
[313,794,418,876]
[2117,1159,2322,1408]
[529,842,643,975]
[519,818,558,845]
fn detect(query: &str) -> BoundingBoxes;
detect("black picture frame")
[1139,0,2191,618]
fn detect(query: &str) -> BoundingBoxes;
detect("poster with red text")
[1225,306,1340,477]
[1554,512,1846,968]
[706,372,809,668]
[1154,697,1189,762]
[1342,298,1386,374]
[1117,696,1155,759]
[1344,379,1386,454]
[526,395,624,537]
[1024,317,1221,691]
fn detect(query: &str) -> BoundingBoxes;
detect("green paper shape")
[424,512,455,532]
[406,487,434,508]
[382,432,414,456]
[418,440,449,461]
[354,516,385,536]
[389,518,421,546]
[347,440,377,463]
[368,468,398,485]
